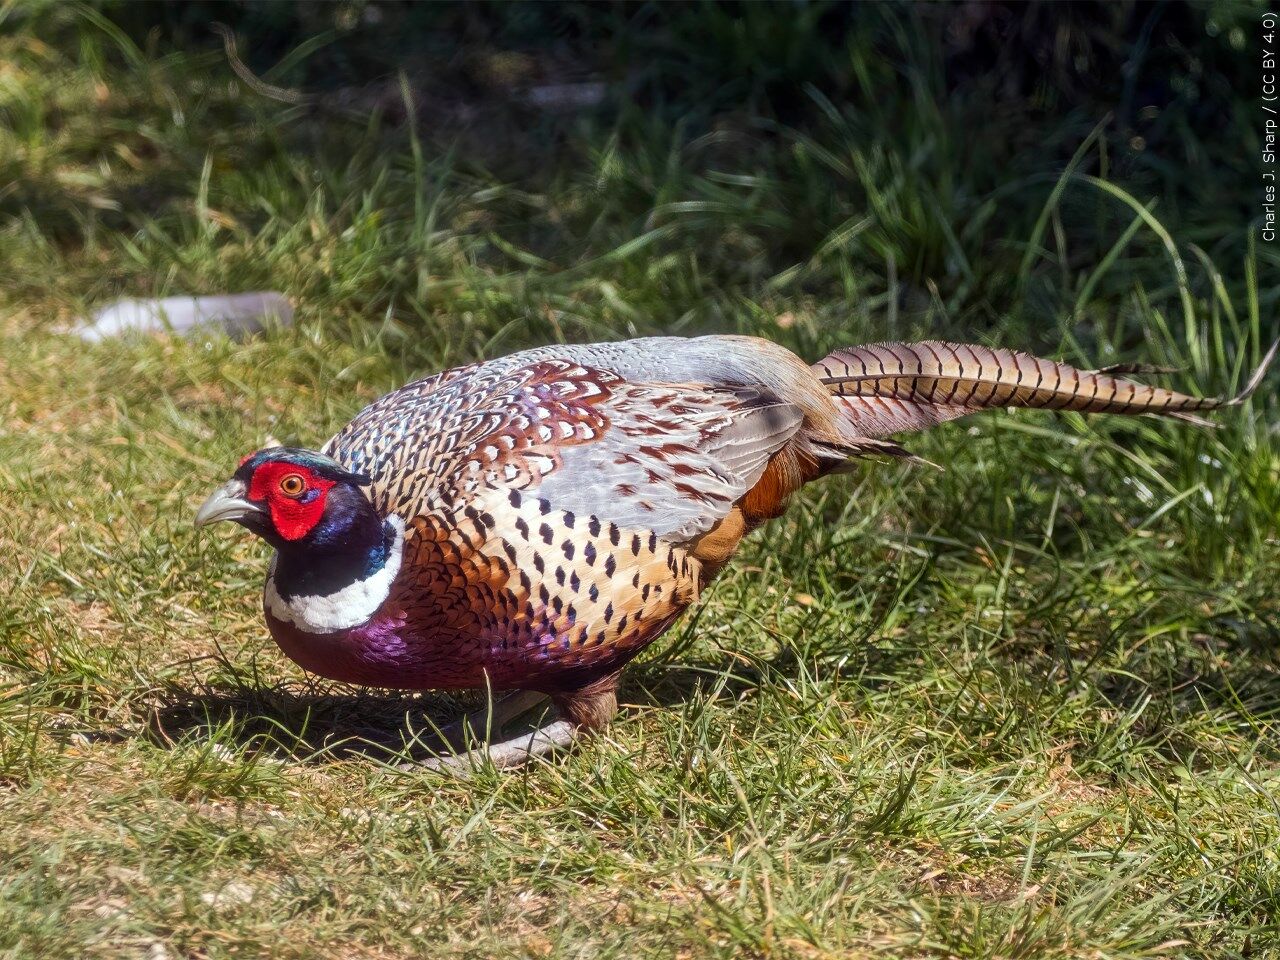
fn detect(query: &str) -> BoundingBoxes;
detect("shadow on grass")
[125,652,774,767]
[137,682,508,765]
[627,627,1280,766]
[98,617,1280,769]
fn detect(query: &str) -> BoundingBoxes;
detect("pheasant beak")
[195,478,266,528]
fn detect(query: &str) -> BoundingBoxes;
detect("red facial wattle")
[247,461,336,541]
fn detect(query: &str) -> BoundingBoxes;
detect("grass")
[1,3,1279,957]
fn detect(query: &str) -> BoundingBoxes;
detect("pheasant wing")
[323,354,803,544]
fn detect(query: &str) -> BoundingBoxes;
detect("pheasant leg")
[431,689,549,749]
[408,719,581,773]
[405,681,619,774]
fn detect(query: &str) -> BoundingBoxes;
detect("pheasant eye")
[279,473,307,497]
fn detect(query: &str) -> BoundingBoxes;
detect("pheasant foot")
[400,677,618,775]
[407,719,581,774]
[431,689,549,749]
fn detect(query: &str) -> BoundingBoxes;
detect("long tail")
[814,339,1277,441]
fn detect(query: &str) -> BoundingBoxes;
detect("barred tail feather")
[815,339,1277,441]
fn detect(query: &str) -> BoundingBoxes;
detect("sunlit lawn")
[2,6,1278,958]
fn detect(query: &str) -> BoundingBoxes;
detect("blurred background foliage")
[1,0,1271,361]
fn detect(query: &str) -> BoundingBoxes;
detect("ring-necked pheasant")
[196,335,1275,769]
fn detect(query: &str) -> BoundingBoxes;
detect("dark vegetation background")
[10,1,1273,350]
[2,2,1279,958]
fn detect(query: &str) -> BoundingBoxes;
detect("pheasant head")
[195,447,375,543]
[196,448,402,629]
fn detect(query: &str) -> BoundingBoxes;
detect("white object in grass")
[78,292,293,342]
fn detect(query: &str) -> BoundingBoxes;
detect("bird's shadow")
[107,652,756,766]
[136,681,515,765]
[105,617,1280,768]
[122,643,871,767]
